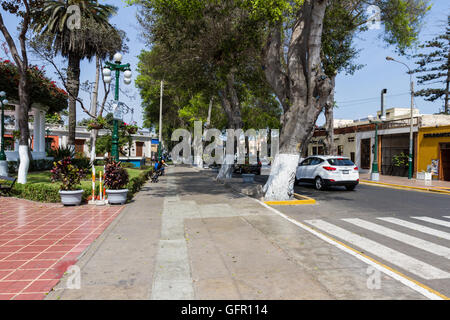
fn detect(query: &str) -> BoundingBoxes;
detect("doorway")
[136,142,144,157]
[440,143,450,181]
[360,139,371,169]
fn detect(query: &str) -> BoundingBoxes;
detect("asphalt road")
[256,174,450,298]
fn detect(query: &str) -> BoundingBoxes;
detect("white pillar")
[14,105,19,151]
[39,111,46,153]
[33,109,40,152]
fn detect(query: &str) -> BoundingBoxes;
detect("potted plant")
[87,117,107,131]
[125,123,138,134]
[392,152,409,177]
[51,157,86,206]
[104,159,129,205]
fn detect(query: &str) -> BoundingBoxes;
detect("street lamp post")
[386,56,415,179]
[0,91,9,177]
[103,53,132,162]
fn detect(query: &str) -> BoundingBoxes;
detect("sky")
[1,1,449,128]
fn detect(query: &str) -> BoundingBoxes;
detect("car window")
[301,158,311,166]
[327,158,355,166]
[310,158,324,165]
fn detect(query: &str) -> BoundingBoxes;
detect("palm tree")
[32,0,120,148]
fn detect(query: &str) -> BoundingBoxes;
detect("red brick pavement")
[0,198,123,300]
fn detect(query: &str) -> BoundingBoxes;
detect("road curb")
[264,193,316,206]
[360,180,450,195]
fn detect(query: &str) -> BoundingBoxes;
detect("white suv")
[295,156,359,191]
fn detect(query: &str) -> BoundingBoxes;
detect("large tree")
[31,0,121,150]
[129,0,430,199]
[412,15,449,114]
[0,0,44,183]
[131,0,279,179]
[261,0,430,200]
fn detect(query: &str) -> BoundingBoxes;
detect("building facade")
[307,108,450,181]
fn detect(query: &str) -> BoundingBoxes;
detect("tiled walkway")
[0,198,123,300]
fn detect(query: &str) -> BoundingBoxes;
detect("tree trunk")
[324,75,337,155]
[216,73,242,181]
[67,51,81,149]
[89,56,101,164]
[17,69,31,184]
[262,0,332,200]
[445,57,449,114]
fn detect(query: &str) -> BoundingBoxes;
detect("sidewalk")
[359,173,450,194]
[47,166,425,300]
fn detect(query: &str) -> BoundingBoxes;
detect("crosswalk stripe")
[412,217,450,228]
[343,218,450,259]
[305,219,450,280]
[444,216,450,219]
[377,217,450,241]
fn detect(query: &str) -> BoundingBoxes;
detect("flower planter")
[89,123,104,130]
[59,190,84,206]
[242,173,255,184]
[106,189,129,205]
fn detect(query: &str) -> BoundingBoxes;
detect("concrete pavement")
[47,166,429,300]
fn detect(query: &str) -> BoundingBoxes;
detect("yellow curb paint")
[303,222,449,300]
[264,193,316,206]
[361,180,450,195]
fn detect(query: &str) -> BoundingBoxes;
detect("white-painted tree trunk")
[90,129,97,164]
[18,145,30,184]
[216,154,234,181]
[263,153,300,201]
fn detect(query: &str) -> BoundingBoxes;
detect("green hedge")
[10,168,154,204]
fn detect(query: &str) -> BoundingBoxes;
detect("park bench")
[0,176,17,196]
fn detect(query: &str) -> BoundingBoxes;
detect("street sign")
[113,101,123,120]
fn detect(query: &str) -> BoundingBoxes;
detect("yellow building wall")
[418,125,450,174]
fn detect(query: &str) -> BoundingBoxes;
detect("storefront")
[418,125,450,181]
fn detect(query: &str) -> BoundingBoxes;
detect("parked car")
[295,156,359,191]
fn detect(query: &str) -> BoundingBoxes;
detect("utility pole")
[386,56,415,179]
[158,80,163,161]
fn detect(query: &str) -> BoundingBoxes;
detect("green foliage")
[120,162,136,169]
[392,152,410,167]
[50,158,87,191]
[87,116,108,131]
[11,183,93,203]
[47,145,76,161]
[104,159,130,190]
[412,15,449,114]
[0,58,67,113]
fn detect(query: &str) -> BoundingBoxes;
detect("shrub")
[11,183,92,203]
[120,162,136,168]
[51,157,86,191]
[72,154,91,171]
[47,146,75,161]
[104,159,129,190]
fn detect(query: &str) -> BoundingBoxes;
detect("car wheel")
[345,185,356,191]
[315,177,325,191]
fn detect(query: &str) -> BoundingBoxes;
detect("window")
[310,158,324,165]
[337,145,344,156]
[301,158,311,166]
[327,158,355,166]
